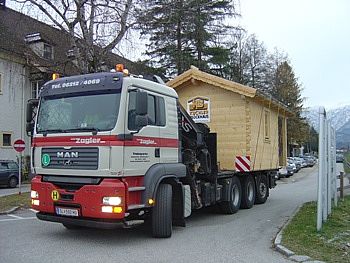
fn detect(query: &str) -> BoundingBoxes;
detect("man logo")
[57,152,79,158]
[51,190,60,201]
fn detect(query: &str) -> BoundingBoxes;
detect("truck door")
[123,89,160,176]
[159,96,179,163]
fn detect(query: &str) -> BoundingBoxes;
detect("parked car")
[296,157,308,168]
[288,157,301,172]
[302,156,316,167]
[278,161,295,179]
[0,160,19,188]
[287,161,296,174]
[278,167,288,178]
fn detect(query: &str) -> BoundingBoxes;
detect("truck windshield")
[36,92,121,133]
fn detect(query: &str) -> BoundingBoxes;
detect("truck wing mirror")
[26,99,39,123]
[26,123,34,135]
[135,91,148,116]
[135,115,148,130]
[26,99,39,137]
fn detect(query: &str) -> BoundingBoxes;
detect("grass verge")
[282,196,350,263]
[0,192,31,213]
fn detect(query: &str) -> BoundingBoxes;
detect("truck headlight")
[31,190,39,199]
[103,197,122,206]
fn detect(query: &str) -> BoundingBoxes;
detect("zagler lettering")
[72,138,104,145]
[137,139,156,145]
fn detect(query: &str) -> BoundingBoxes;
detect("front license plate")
[55,207,79,217]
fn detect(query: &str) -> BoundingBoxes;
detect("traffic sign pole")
[13,139,26,195]
[18,153,21,195]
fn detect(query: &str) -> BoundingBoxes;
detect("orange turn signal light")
[52,73,60,80]
[116,64,124,72]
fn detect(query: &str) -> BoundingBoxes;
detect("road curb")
[0,206,20,215]
[273,204,325,263]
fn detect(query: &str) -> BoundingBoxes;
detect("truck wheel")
[240,175,255,209]
[152,184,173,238]
[219,176,241,214]
[255,175,269,204]
[8,176,18,188]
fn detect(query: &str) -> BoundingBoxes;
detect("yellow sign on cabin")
[187,97,210,123]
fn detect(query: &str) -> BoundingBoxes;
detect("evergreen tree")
[271,61,309,148]
[138,0,238,77]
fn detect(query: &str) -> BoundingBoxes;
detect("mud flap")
[172,182,186,227]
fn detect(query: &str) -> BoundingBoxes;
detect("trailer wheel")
[255,175,269,204]
[152,184,173,238]
[240,175,256,209]
[219,176,241,214]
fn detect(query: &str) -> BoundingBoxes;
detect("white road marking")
[30,209,38,213]
[8,214,23,219]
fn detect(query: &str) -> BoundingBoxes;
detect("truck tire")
[255,175,269,204]
[8,176,18,188]
[152,184,173,238]
[219,176,241,214]
[240,175,255,209]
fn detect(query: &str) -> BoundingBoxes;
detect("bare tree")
[15,0,135,73]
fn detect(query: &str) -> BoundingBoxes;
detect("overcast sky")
[7,0,350,109]
[238,0,350,109]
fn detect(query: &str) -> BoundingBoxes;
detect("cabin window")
[264,110,270,142]
[1,132,12,147]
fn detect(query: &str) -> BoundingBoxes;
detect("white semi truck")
[27,66,284,238]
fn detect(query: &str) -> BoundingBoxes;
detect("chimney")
[0,0,6,10]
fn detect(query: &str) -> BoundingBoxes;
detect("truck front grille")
[41,147,99,170]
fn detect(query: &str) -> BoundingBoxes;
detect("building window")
[43,43,53,60]
[31,80,44,98]
[264,109,270,141]
[1,132,12,147]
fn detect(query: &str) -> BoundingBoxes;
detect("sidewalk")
[0,184,31,197]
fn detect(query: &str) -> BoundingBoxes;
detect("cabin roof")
[167,66,294,117]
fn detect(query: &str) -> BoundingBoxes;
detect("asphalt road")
[0,164,344,263]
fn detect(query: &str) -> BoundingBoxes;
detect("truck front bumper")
[36,212,125,229]
[31,175,127,220]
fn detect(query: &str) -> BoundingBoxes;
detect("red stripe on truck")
[32,135,178,148]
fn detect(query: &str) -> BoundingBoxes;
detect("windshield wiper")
[65,127,101,135]
[39,129,67,136]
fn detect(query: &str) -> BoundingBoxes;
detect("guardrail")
[337,172,350,199]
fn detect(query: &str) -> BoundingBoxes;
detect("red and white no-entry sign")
[13,139,26,152]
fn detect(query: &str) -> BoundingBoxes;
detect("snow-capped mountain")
[303,105,350,148]
[303,105,350,131]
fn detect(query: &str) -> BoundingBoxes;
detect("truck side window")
[128,91,137,130]
[157,97,166,126]
[147,95,156,126]
[127,90,167,130]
